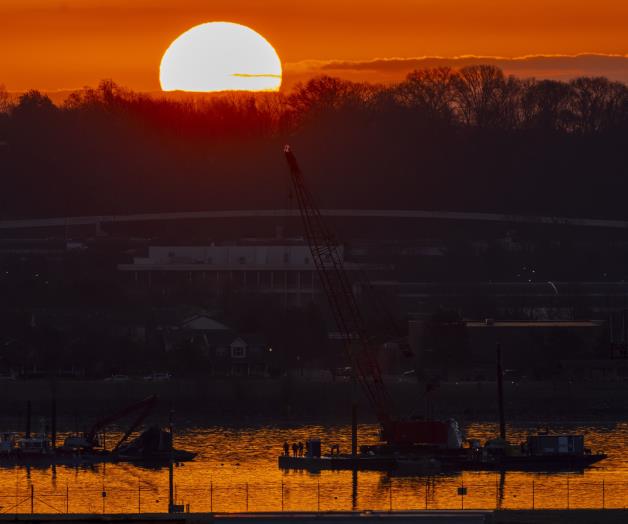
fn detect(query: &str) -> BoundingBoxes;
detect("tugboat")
[465,344,607,471]
[397,344,607,473]
[450,432,607,471]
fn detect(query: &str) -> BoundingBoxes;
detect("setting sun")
[159,22,282,93]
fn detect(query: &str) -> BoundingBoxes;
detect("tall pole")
[51,394,57,450]
[26,400,31,438]
[496,343,506,440]
[351,360,358,458]
[351,402,358,457]
[168,410,174,513]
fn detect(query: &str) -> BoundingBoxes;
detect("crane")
[283,146,462,449]
[84,395,157,451]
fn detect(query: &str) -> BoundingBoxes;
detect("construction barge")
[278,148,607,477]
[1,396,196,467]
[278,431,606,474]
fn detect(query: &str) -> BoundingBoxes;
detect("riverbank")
[0,377,626,424]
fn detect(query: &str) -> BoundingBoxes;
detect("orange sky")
[1,0,627,92]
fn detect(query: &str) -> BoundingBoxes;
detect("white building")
[118,243,374,306]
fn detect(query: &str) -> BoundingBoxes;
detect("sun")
[160,22,282,92]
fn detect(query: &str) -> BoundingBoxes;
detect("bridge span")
[1,209,628,230]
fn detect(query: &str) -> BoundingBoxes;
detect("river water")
[0,421,625,513]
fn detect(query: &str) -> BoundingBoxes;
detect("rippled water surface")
[0,421,626,513]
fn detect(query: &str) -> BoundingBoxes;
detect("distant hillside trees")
[0,66,627,219]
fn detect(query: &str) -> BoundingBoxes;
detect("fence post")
[30,484,34,514]
[460,480,464,511]
[424,478,428,510]
[602,480,605,509]
[317,480,320,512]
[532,480,535,510]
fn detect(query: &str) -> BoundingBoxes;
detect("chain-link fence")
[0,477,626,514]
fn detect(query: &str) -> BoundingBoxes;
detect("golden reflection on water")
[0,422,625,513]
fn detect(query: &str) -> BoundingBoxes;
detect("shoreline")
[0,378,625,424]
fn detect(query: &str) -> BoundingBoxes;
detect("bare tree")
[568,77,628,134]
[520,79,573,132]
[0,84,13,114]
[394,67,456,122]
[288,76,376,117]
[451,65,513,128]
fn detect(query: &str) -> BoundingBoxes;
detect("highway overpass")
[1,209,628,230]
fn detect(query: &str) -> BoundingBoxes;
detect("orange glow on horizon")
[0,1,627,91]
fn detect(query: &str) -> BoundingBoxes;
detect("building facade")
[118,243,373,307]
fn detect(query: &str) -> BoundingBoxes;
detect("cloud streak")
[283,54,628,86]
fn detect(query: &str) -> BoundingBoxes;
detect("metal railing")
[0,477,626,514]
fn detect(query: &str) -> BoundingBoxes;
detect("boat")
[455,433,606,471]
[397,345,607,473]
[0,397,196,467]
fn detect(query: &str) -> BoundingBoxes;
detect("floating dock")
[278,454,396,472]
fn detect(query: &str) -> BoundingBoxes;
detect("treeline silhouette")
[0,65,627,219]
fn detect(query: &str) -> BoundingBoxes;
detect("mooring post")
[351,368,358,457]
[496,343,506,440]
[51,392,57,450]
[168,410,174,513]
[26,400,31,438]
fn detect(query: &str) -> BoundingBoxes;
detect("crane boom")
[85,395,157,449]
[284,146,392,422]
[283,146,463,449]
